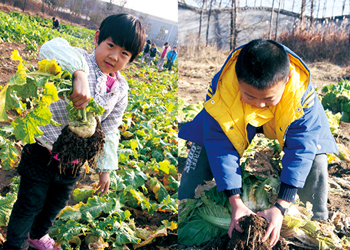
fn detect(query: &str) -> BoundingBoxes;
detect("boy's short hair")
[52,17,56,20]
[235,39,290,90]
[147,40,151,44]
[98,13,146,62]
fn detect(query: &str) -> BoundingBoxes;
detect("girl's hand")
[70,70,90,110]
[228,194,255,237]
[96,172,110,196]
[257,199,290,247]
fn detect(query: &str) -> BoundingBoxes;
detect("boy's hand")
[257,199,290,247]
[96,172,110,196]
[228,194,255,237]
[70,70,90,110]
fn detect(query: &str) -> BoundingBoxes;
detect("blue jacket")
[179,43,338,197]
[167,50,177,63]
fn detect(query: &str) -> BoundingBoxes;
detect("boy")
[166,46,177,71]
[146,43,160,67]
[178,39,338,247]
[4,14,145,250]
[140,39,151,63]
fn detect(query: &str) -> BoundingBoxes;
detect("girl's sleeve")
[96,133,120,173]
[39,38,89,75]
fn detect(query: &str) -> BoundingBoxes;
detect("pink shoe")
[28,234,62,250]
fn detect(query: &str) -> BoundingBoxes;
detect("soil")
[51,117,105,175]
[202,215,290,250]
[178,55,350,106]
[178,52,350,249]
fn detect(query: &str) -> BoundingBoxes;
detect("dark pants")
[166,59,173,70]
[4,143,80,250]
[179,143,328,220]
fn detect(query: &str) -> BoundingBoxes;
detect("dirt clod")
[51,116,105,175]
[202,215,289,250]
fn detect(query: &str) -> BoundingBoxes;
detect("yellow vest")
[204,49,310,157]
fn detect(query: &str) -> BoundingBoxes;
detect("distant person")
[52,17,60,31]
[166,46,177,71]
[157,42,171,71]
[3,13,145,250]
[140,39,151,63]
[178,39,338,247]
[147,43,160,67]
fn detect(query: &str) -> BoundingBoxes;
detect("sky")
[105,0,178,22]
[185,0,349,19]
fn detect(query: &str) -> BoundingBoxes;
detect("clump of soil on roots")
[51,116,105,175]
[203,214,289,250]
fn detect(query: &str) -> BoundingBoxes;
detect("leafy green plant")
[320,80,350,122]
[0,11,95,53]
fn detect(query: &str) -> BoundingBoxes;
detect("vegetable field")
[0,10,178,250]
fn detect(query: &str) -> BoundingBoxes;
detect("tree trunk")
[317,0,321,18]
[332,0,336,17]
[275,0,282,41]
[292,0,295,12]
[322,0,327,17]
[310,0,314,28]
[205,0,214,46]
[22,0,27,11]
[300,0,306,30]
[342,0,346,15]
[198,0,206,47]
[268,0,275,39]
[230,0,238,50]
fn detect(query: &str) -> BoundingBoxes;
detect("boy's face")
[239,78,288,108]
[94,30,132,74]
[152,45,156,48]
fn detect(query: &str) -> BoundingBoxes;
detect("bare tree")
[103,0,114,17]
[205,0,215,46]
[84,0,98,24]
[268,0,275,39]
[218,0,222,8]
[292,0,295,12]
[331,0,336,17]
[310,0,315,28]
[275,0,282,41]
[300,0,306,30]
[197,0,206,47]
[342,0,346,15]
[41,0,51,13]
[317,0,321,18]
[322,0,326,17]
[230,0,238,50]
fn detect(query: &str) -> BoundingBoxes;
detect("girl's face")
[94,30,132,74]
